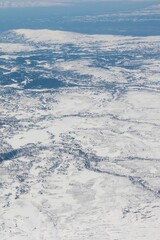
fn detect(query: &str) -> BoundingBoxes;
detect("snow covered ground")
[0,29,160,240]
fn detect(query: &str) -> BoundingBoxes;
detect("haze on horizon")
[0,0,159,8]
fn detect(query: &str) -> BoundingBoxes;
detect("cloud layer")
[0,0,157,8]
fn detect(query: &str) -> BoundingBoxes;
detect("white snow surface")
[0,29,160,240]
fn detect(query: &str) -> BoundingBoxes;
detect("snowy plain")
[0,29,160,239]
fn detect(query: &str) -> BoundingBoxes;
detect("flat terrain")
[0,29,160,239]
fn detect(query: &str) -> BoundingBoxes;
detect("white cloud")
[0,0,157,8]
